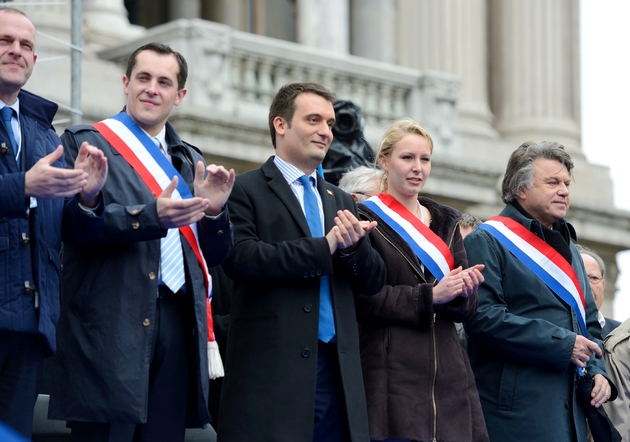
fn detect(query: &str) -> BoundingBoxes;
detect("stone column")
[397,0,498,141]
[82,0,144,48]
[350,0,396,64]
[21,2,70,53]
[489,0,581,155]
[203,0,246,31]
[297,0,349,54]
[169,0,201,20]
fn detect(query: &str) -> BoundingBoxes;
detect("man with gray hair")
[459,213,482,238]
[576,244,620,338]
[464,141,614,442]
[337,165,382,202]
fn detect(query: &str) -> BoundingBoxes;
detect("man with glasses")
[576,244,620,338]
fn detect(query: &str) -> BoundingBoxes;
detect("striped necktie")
[298,175,336,342]
[154,137,186,293]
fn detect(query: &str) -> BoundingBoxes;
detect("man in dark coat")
[464,141,615,442]
[576,244,620,338]
[0,8,107,439]
[49,43,234,442]
[217,82,386,442]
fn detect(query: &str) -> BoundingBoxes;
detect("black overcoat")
[49,120,232,427]
[218,157,386,442]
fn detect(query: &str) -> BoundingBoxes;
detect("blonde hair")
[376,118,434,192]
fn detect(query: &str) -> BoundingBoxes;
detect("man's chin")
[0,75,28,89]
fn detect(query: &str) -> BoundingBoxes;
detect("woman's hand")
[432,264,485,304]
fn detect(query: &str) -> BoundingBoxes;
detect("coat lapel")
[316,173,336,234]
[262,158,312,237]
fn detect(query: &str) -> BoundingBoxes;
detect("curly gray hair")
[501,141,573,204]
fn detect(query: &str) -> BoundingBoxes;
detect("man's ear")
[122,76,129,95]
[174,88,187,106]
[274,116,288,136]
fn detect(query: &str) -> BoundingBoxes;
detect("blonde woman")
[357,118,488,442]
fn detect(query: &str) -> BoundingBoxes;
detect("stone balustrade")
[99,18,460,152]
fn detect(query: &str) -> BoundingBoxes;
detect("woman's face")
[380,133,432,201]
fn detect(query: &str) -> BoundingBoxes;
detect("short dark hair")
[0,7,27,17]
[268,82,336,148]
[125,42,188,90]
[501,141,574,204]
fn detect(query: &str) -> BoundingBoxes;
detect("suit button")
[132,222,140,230]
[302,348,310,358]
[217,229,224,236]
[143,318,151,327]
[310,271,316,277]
[565,401,570,409]
[131,208,140,215]
[316,269,322,276]
[304,304,312,313]
[148,272,157,280]
[303,272,309,278]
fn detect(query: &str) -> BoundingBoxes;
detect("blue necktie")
[2,106,18,161]
[298,175,336,342]
[154,137,186,293]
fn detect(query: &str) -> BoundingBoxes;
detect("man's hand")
[193,161,235,216]
[590,373,613,408]
[25,145,90,199]
[325,210,376,255]
[74,141,108,207]
[157,176,211,228]
[571,335,603,368]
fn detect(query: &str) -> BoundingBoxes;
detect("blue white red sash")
[478,216,587,335]
[362,194,454,280]
[93,112,224,378]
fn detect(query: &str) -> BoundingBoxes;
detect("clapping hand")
[194,161,235,216]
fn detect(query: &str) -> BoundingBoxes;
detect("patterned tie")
[154,137,186,293]
[2,106,18,161]
[298,175,336,342]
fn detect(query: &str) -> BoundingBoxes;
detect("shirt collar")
[598,310,606,328]
[273,155,318,186]
[141,126,167,152]
[1,98,20,119]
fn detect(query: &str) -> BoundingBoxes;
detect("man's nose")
[7,40,22,55]
[558,183,570,195]
[145,80,158,94]
[318,123,332,139]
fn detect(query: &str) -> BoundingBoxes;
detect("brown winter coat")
[357,196,488,442]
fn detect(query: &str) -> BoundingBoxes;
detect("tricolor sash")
[478,215,587,335]
[362,194,454,280]
[93,112,224,378]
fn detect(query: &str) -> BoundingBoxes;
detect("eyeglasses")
[588,275,604,284]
